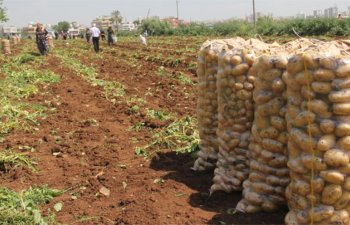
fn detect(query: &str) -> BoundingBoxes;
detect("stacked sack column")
[211,47,255,193]
[236,55,290,213]
[193,40,226,171]
[285,54,350,225]
[1,39,11,55]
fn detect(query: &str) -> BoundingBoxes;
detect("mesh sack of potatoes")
[193,37,246,171]
[1,39,11,55]
[11,36,18,45]
[48,36,54,49]
[211,39,285,193]
[236,51,291,213]
[210,46,254,193]
[285,44,350,225]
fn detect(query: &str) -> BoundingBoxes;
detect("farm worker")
[107,26,115,46]
[35,23,49,55]
[85,28,91,43]
[338,13,343,20]
[101,30,106,41]
[140,34,147,46]
[54,31,59,40]
[90,24,101,52]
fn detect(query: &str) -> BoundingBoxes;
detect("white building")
[118,22,136,31]
[1,26,18,35]
[313,10,323,17]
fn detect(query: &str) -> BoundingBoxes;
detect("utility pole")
[252,0,256,28]
[176,0,180,20]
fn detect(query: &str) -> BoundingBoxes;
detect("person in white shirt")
[90,24,101,52]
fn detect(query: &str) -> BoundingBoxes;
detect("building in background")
[324,6,339,18]
[91,16,112,30]
[313,10,323,18]
[1,26,19,36]
[118,22,136,31]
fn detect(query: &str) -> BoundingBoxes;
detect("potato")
[311,82,332,94]
[322,184,342,205]
[310,205,335,222]
[254,90,273,104]
[261,200,278,212]
[335,192,350,209]
[336,63,350,78]
[255,55,273,71]
[294,111,316,127]
[285,211,298,225]
[329,210,349,225]
[337,136,350,151]
[290,128,317,153]
[262,138,284,153]
[335,123,350,137]
[304,53,319,69]
[329,89,350,103]
[344,178,350,191]
[289,193,309,210]
[287,55,304,74]
[301,86,316,100]
[230,55,242,65]
[334,103,350,116]
[260,127,279,139]
[332,77,350,89]
[250,182,274,195]
[301,154,327,171]
[271,78,285,93]
[320,119,336,134]
[288,158,307,174]
[296,71,313,85]
[259,68,282,81]
[309,99,330,117]
[320,57,337,70]
[243,52,255,66]
[317,134,336,152]
[324,149,349,167]
[313,69,336,81]
[277,132,288,145]
[243,189,264,205]
[292,180,311,196]
[232,63,250,76]
[320,170,345,185]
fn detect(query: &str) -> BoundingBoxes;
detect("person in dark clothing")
[107,26,115,46]
[100,30,106,41]
[54,31,59,40]
[35,23,49,55]
[85,28,91,43]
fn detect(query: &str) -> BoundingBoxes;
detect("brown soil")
[0,39,286,225]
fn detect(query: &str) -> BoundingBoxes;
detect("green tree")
[54,21,70,32]
[111,10,123,26]
[0,0,8,22]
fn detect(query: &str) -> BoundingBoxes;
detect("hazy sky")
[2,0,350,27]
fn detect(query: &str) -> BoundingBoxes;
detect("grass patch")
[0,150,37,172]
[0,185,63,225]
[135,116,199,158]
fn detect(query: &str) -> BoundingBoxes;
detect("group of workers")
[35,23,148,55]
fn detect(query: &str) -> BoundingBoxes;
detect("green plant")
[0,185,63,225]
[0,150,37,172]
[146,109,172,121]
[135,117,199,158]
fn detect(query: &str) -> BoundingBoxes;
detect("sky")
[2,0,350,27]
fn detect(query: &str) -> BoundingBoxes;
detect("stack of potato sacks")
[196,37,350,224]
[193,37,245,171]
[1,39,11,55]
[211,39,276,193]
[285,42,350,225]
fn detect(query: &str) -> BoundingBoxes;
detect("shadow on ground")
[150,151,287,225]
